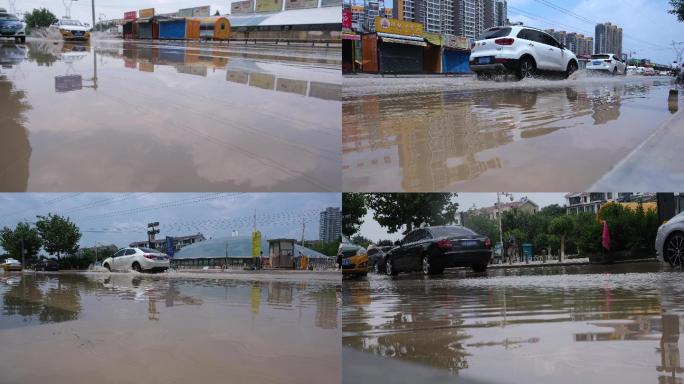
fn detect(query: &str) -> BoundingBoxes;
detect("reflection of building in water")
[658,314,684,384]
[0,74,31,191]
[267,281,294,305]
[122,43,229,76]
[226,69,340,101]
[314,288,338,330]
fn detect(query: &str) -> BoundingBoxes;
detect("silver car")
[586,53,627,75]
[656,212,684,266]
[102,247,170,273]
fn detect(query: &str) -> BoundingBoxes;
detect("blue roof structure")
[174,236,329,259]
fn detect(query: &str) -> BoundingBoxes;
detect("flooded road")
[343,262,684,384]
[0,40,341,192]
[342,75,680,192]
[0,272,340,384]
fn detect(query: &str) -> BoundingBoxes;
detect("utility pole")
[147,222,160,249]
[20,237,25,271]
[496,193,513,264]
[91,0,96,31]
[301,219,306,245]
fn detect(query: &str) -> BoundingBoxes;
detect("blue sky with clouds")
[0,193,340,251]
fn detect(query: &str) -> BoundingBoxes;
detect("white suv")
[470,26,579,80]
[103,247,170,273]
[586,53,626,75]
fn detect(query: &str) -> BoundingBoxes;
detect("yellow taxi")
[339,243,368,278]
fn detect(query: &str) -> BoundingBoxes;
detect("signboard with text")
[192,6,210,17]
[231,0,254,14]
[139,8,155,18]
[374,17,423,36]
[124,11,137,20]
[342,9,352,29]
[255,0,283,13]
[286,0,318,10]
[444,34,469,50]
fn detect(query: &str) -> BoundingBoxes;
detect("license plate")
[74,31,84,36]
[342,259,351,267]
[461,240,479,248]
[477,57,491,64]
[592,60,602,65]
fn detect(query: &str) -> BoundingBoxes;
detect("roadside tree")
[549,215,575,261]
[0,222,43,262]
[24,8,58,29]
[35,214,81,261]
[367,193,458,235]
[670,0,684,21]
[343,193,367,237]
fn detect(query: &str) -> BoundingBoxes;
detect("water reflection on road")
[0,40,341,192]
[0,272,340,384]
[342,77,677,192]
[343,263,684,384]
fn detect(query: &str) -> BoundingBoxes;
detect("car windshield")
[429,226,478,238]
[60,20,83,26]
[476,27,511,41]
[591,54,611,59]
[0,13,19,20]
[340,249,358,258]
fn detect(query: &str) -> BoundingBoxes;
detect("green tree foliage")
[462,213,498,243]
[343,193,367,237]
[35,214,81,261]
[0,222,43,262]
[598,203,660,253]
[670,0,684,21]
[367,193,459,235]
[307,241,340,256]
[24,8,57,29]
[549,215,575,261]
[351,235,372,248]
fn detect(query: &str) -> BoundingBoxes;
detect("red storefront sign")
[342,9,352,29]
[124,11,137,20]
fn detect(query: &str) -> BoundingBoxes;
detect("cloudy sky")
[0,193,340,251]
[358,193,566,242]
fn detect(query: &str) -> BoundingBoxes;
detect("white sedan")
[586,53,627,75]
[102,247,170,273]
[656,212,684,267]
[49,18,91,41]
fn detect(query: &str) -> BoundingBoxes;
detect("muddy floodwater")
[0,272,340,384]
[343,262,684,384]
[342,75,680,192]
[0,40,341,192]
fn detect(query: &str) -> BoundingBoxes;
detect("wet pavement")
[0,272,340,384]
[0,40,341,192]
[342,75,681,192]
[343,262,684,384]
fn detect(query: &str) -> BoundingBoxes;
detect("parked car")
[470,25,578,80]
[49,18,91,41]
[102,247,170,273]
[656,212,684,267]
[1,258,22,271]
[384,225,492,276]
[644,67,656,76]
[626,65,638,75]
[367,245,395,274]
[339,242,368,277]
[32,259,60,271]
[586,53,626,75]
[0,9,26,43]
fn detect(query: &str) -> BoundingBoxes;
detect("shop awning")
[377,33,427,47]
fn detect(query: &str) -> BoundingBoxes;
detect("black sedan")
[385,226,492,276]
[32,259,60,271]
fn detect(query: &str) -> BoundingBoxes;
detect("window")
[476,27,511,40]
[518,29,544,44]
[541,33,559,47]
[429,226,478,238]
[113,249,125,258]
[125,249,136,256]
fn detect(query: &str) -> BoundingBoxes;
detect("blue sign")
[166,236,175,258]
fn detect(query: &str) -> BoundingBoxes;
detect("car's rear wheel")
[132,262,142,273]
[612,67,618,76]
[103,263,111,271]
[422,254,443,275]
[665,232,684,267]
[517,57,535,80]
[386,258,398,276]
[472,263,488,273]
[476,72,491,80]
[565,61,578,79]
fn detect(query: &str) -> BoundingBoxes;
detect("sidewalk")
[591,106,684,190]
[488,258,590,269]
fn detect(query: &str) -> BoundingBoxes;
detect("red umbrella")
[602,220,611,251]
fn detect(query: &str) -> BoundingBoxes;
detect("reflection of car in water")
[49,18,91,41]
[656,211,684,267]
[0,9,26,43]
[1,258,22,271]
[102,247,170,273]
[384,225,492,276]
[0,42,26,66]
[339,243,368,277]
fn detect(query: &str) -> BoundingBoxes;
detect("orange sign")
[139,8,155,18]
[374,17,423,36]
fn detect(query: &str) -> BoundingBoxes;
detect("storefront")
[442,35,472,74]
[360,17,427,74]
[423,33,442,74]
[342,33,360,73]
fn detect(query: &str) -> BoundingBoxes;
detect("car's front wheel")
[103,263,111,271]
[565,61,578,79]
[132,262,142,273]
[422,254,442,275]
[517,57,535,80]
[665,232,684,267]
[386,258,398,276]
[612,67,618,76]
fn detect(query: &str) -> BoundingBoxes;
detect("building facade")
[319,207,341,243]
[565,193,655,214]
[495,0,507,27]
[465,197,540,221]
[130,233,206,254]
[546,30,593,57]
[595,22,622,57]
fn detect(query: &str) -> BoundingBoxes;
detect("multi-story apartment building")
[595,22,622,57]
[396,0,505,38]
[495,0,507,27]
[319,207,341,243]
[565,193,655,214]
